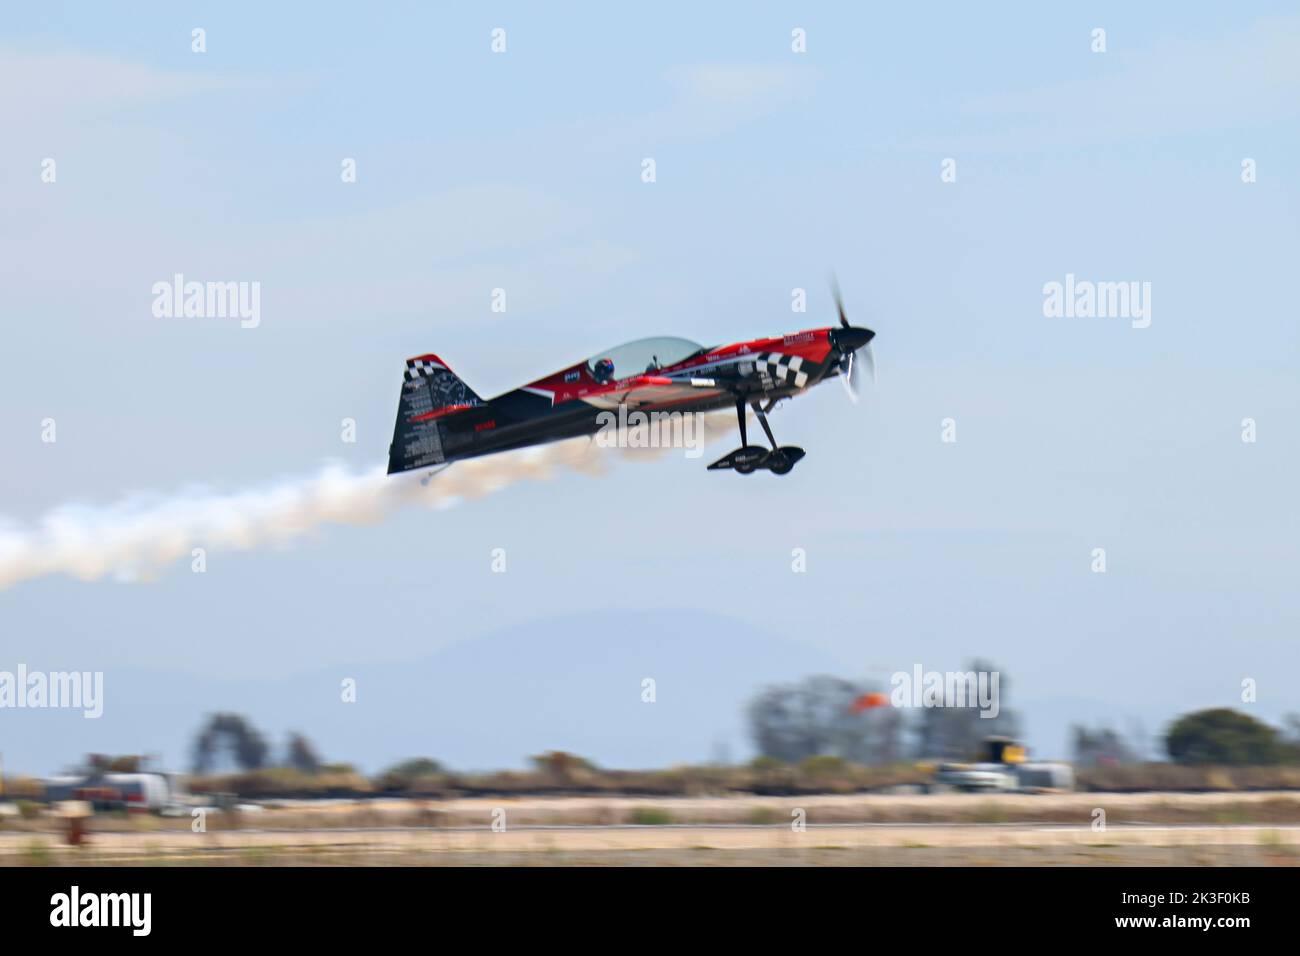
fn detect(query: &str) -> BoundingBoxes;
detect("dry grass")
[5,819,1300,867]
[8,790,1300,834]
[175,761,1300,802]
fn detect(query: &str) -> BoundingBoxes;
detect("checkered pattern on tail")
[404,357,447,382]
[753,352,809,388]
[389,353,484,474]
[403,356,483,409]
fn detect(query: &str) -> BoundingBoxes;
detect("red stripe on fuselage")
[410,403,478,423]
[521,328,835,407]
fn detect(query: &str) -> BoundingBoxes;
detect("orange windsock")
[850,691,888,713]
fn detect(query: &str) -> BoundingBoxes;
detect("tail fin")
[387,354,485,474]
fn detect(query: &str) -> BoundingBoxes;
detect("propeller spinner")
[827,278,876,402]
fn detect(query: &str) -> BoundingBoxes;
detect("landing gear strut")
[706,398,806,475]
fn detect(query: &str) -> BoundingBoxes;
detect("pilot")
[593,357,615,383]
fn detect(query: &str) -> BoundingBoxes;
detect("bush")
[799,755,849,778]
[376,758,447,792]
[530,751,596,777]
[629,806,673,825]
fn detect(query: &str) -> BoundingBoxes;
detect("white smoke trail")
[0,412,739,590]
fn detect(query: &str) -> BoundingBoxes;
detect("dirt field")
[4,842,1298,867]
[4,823,1299,866]
[5,792,1300,865]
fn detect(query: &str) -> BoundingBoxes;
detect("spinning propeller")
[828,277,876,402]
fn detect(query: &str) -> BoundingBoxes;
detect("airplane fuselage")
[388,322,874,476]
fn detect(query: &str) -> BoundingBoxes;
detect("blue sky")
[2,3,1298,773]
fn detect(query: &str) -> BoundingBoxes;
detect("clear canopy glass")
[586,336,706,378]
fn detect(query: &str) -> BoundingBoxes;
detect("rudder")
[388,354,485,474]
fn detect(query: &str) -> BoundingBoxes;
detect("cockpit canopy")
[586,336,706,383]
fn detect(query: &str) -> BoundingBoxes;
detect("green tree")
[747,675,904,765]
[1165,708,1282,766]
[1071,725,1136,767]
[192,713,270,773]
[285,733,322,774]
[912,659,1021,761]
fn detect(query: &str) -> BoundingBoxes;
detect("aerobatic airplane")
[388,290,875,477]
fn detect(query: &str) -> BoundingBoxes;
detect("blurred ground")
[3,825,1299,866]
[5,792,1300,866]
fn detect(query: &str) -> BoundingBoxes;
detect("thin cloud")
[584,62,813,150]
[0,50,270,123]
[668,63,808,105]
[906,15,1300,154]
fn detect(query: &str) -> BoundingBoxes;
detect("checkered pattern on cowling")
[753,353,809,388]
[405,357,447,382]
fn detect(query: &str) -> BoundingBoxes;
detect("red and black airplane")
[388,293,874,477]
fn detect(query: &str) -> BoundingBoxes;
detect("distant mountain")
[5,609,848,776]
